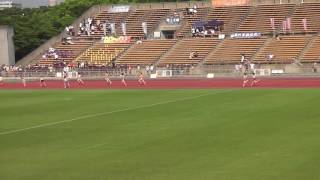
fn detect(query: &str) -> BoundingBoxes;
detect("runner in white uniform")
[121,73,127,87]
[138,72,146,86]
[20,74,26,87]
[77,72,84,86]
[105,72,112,86]
[40,77,47,88]
[63,72,70,88]
[0,76,3,86]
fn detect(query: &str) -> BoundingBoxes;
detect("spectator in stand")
[65,25,75,36]
[66,37,74,45]
[189,50,198,59]
[241,53,245,63]
[194,51,198,58]
[313,62,317,73]
[267,52,274,62]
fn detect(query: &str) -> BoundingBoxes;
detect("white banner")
[270,18,275,30]
[156,70,172,77]
[110,23,115,34]
[108,5,130,13]
[121,22,126,36]
[302,18,307,31]
[254,69,271,76]
[142,22,147,35]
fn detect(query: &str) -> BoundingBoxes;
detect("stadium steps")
[37,40,94,66]
[205,6,251,34]
[93,10,130,37]
[250,37,274,62]
[124,9,150,38]
[204,37,267,64]
[289,3,320,34]
[300,35,320,63]
[17,5,103,66]
[200,38,225,66]
[116,39,177,65]
[233,6,255,33]
[176,7,210,38]
[155,39,181,66]
[236,4,295,34]
[253,35,312,64]
[75,42,132,65]
[158,38,220,65]
[295,34,318,62]
[145,9,171,36]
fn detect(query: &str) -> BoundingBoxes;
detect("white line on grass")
[0,90,234,136]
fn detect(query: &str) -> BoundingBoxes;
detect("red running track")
[1,78,320,89]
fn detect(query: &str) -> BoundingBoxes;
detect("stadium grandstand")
[1,0,320,78]
[2,1,320,180]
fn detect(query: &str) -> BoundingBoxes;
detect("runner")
[77,72,85,86]
[120,73,127,87]
[105,72,112,86]
[0,75,4,86]
[40,77,47,88]
[242,59,250,88]
[138,72,146,86]
[63,72,70,88]
[242,72,249,88]
[250,72,260,87]
[20,74,26,87]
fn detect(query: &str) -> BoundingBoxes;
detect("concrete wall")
[0,26,15,65]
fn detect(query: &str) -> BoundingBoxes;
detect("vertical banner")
[212,0,249,7]
[142,22,147,35]
[270,18,275,30]
[103,22,107,36]
[302,18,307,31]
[121,22,126,36]
[286,17,291,32]
[110,23,116,34]
[282,20,287,32]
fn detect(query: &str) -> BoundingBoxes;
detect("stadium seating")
[30,2,320,67]
[204,38,267,64]
[124,9,170,38]
[85,11,129,39]
[176,7,209,38]
[159,38,220,65]
[301,35,320,63]
[38,40,93,66]
[76,42,132,65]
[206,6,251,34]
[236,4,295,33]
[254,35,311,63]
[290,3,320,33]
[116,39,177,65]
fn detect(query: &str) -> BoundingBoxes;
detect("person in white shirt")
[105,72,112,86]
[120,73,127,87]
[0,76,4,86]
[77,72,84,86]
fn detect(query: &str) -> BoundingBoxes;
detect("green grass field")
[1,89,320,180]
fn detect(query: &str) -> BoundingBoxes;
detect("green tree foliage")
[0,0,190,61]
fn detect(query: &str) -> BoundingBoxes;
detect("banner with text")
[212,0,249,7]
[102,36,131,44]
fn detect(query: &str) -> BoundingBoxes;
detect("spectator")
[313,62,317,73]
[267,52,274,62]
[189,51,198,59]
[241,54,245,63]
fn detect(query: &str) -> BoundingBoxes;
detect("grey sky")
[13,0,48,8]
[13,0,64,8]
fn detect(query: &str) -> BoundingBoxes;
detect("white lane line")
[0,90,233,136]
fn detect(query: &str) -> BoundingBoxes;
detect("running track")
[1,78,320,89]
